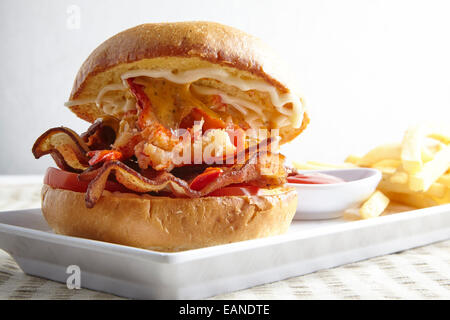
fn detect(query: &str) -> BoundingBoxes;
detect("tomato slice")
[207,184,261,197]
[189,167,223,191]
[44,168,261,197]
[44,167,131,193]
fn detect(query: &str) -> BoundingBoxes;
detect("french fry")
[424,136,445,153]
[359,190,390,219]
[377,167,398,175]
[421,146,435,163]
[428,182,448,198]
[389,170,409,184]
[295,123,449,219]
[345,154,362,165]
[429,133,450,145]
[383,191,442,209]
[409,146,450,192]
[401,125,426,174]
[420,138,445,164]
[427,125,450,144]
[371,159,400,175]
[401,124,449,173]
[432,189,450,204]
[357,143,401,167]
[437,173,450,187]
[372,159,401,168]
[378,179,447,198]
[377,179,409,195]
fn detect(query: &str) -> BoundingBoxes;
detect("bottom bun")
[41,184,297,252]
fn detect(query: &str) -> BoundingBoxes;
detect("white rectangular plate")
[0,205,449,299]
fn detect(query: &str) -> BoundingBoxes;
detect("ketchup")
[287,172,345,184]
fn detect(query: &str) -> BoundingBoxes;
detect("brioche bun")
[41,184,297,252]
[66,21,309,145]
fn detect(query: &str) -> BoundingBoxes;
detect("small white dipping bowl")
[287,168,381,220]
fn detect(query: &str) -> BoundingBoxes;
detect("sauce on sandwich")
[287,172,345,184]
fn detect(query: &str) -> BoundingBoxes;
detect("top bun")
[66,21,309,144]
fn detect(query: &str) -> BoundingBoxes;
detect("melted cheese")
[64,83,134,115]
[139,78,205,129]
[191,84,264,118]
[65,67,304,128]
[95,84,126,105]
[121,68,303,128]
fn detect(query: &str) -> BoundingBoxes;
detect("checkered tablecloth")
[0,180,449,300]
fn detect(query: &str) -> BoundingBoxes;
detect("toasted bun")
[41,184,297,252]
[66,21,309,144]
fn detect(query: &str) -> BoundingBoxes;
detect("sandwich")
[32,21,309,252]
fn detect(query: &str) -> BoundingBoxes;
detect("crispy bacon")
[197,152,286,194]
[168,164,210,182]
[32,127,90,173]
[33,128,286,208]
[81,116,119,150]
[85,160,201,208]
[78,165,102,181]
[84,150,286,208]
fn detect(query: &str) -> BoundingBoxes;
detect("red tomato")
[44,167,130,193]
[189,167,223,191]
[44,168,261,197]
[207,184,261,197]
[287,173,345,184]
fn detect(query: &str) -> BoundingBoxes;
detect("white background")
[1,0,449,174]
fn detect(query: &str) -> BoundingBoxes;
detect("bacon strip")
[32,127,90,173]
[81,116,119,150]
[84,150,286,208]
[198,152,286,194]
[78,165,102,181]
[85,160,200,208]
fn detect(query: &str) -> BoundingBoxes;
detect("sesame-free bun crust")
[70,21,291,101]
[41,184,297,252]
[67,21,309,144]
